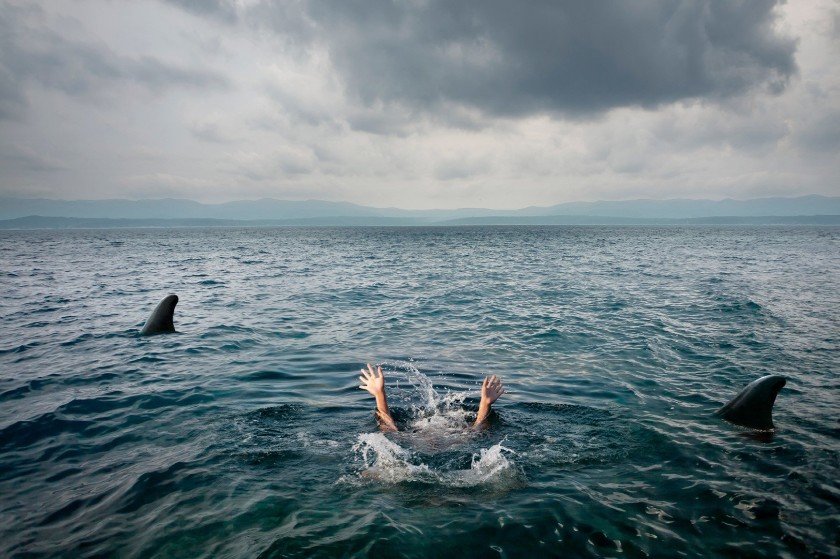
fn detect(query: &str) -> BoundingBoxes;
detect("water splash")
[351,432,516,487]
[352,432,434,484]
[350,362,518,487]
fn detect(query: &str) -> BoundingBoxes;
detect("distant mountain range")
[0,195,838,228]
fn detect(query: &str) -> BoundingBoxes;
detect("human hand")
[480,375,504,405]
[474,375,504,428]
[359,364,386,397]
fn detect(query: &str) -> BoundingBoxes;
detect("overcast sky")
[1,0,838,209]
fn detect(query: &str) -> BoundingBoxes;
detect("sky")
[0,0,838,209]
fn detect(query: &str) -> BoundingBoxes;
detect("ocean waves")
[0,225,837,557]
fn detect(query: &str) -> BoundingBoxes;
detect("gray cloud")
[176,0,798,119]
[0,143,64,173]
[189,121,233,143]
[164,0,238,24]
[0,0,835,208]
[0,2,229,118]
[434,155,492,181]
[794,109,840,153]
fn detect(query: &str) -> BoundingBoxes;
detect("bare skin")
[359,364,398,431]
[473,374,505,428]
[359,364,504,431]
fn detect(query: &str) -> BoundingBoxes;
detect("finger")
[359,385,368,390]
[360,369,371,379]
[367,364,376,376]
[377,366,383,378]
[483,376,489,388]
[359,375,368,383]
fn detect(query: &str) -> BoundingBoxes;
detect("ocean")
[1,226,837,558]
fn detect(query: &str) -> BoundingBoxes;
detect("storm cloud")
[175,0,798,117]
[0,0,836,207]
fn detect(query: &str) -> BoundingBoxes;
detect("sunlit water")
[0,226,837,558]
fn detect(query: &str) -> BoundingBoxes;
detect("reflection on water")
[0,226,838,558]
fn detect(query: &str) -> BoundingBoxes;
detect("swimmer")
[358,364,504,431]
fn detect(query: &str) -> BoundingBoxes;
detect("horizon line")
[0,192,835,213]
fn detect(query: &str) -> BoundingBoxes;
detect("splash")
[351,432,516,487]
[445,443,517,488]
[352,432,434,484]
[382,360,478,451]
[350,362,519,487]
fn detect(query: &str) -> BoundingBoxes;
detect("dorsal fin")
[140,294,178,336]
[715,375,786,430]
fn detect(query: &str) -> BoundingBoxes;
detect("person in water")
[359,364,505,431]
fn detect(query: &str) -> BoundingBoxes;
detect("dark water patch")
[241,370,301,381]
[0,378,51,401]
[246,403,306,421]
[44,466,85,482]
[115,460,216,515]
[0,341,43,355]
[0,413,91,452]
[38,488,113,527]
[56,389,215,417]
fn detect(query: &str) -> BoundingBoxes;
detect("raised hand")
[474,374,504,428]
[481,374,505,405]
[359,364,397,431]
[359,364,386,397]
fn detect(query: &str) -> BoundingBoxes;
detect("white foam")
[353,432,434,484]
[348,362,519,487]
[444,443,517,487]
[350,432,516,487]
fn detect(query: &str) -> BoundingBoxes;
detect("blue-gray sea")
[1,226,838,558]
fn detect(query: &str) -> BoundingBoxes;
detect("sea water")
[0,226,837,557]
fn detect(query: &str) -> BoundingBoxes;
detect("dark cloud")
[320,0,797,117]
[0,2,229,118]
[169,0,797,118]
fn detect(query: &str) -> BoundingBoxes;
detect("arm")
[359,364,398,431]
[474,375,504,429]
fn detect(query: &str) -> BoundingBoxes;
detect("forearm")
[374,393,391,417]
[473,400,491,428]
[375,393,397,431]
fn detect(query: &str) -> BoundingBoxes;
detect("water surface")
[1,226,838,557]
